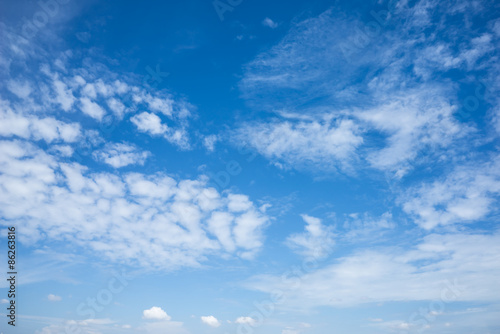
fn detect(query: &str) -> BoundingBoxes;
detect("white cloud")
[237,6,484,177]
[1,25,196,152]
[262,17,278,29]
[0,100,81,143]
[0,140,269,270]
[201,315,221,327]
[286,214,335,258]
[47,294,62,301]
[203,134,218,152]
[79,97,106,121]
[107,97,127,118]
[52,78,76,112]
[234,117,362,172]
[234,317,256,325]
[245,231,500,309]
[355,90,467,176]
[7,79,32,98]
[131,112,191,150]
[131,112,167,135]
[0,298,8,303]
[340,212,394,241]
[93,142,150,168]
[403,154,500,229]
[143,307,171,321]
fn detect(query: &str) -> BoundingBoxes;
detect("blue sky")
[0,0,500,333]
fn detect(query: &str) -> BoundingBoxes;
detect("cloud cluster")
[0,138,269,269]
[235,2,500,177]
[0,23,195,151]
[403,154,500,229]
[246,230,500,309]
[93,142,150,168]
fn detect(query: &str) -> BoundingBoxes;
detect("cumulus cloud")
[0,140,269,270]
[131,112,190,149]
[79,97,106,121]
[131,112,167,135]
[201,315,221,327]
[143,307,171,321]
[0,100,81,143]
[0,25,196,151]
[93,142,150,168]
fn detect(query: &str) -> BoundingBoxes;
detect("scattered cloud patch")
[286,214,335,258]
[143,307,171,321]
[234,316,256,325]
[262,17,278,29]
[201,315,221,327]
[93,142,150,168]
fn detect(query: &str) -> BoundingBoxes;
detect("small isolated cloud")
[201,315,221,327]
[235,317,256,325]
[203,134,218,152]
[286,214,335,258]
[131,112,167,135]
[47,294,62,301]
[262,17,278,29]
[143,307,171,321]
[93,142,150,168]
[1,299,8,303]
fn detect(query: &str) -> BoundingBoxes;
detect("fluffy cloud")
[79,97,106,121]
[286,214,335,258]
[234,116,362,171]
[93,142,150,168]
[201,315,221,327]
[131,112,167,135]
[0,24,196,151]
[0,99,81,143]
[131,112,190,149]
[0,139,269,270]
[403,154,500,229]
[143,307,171,321]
